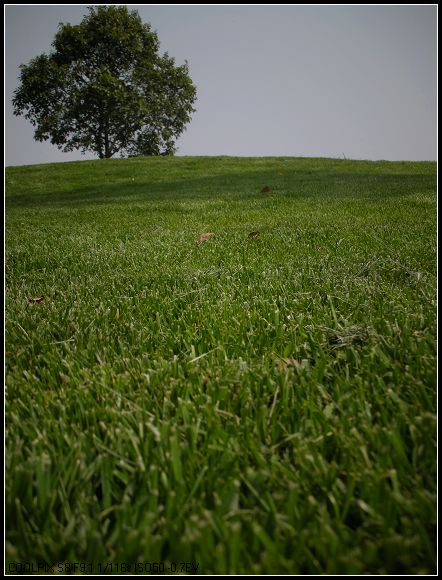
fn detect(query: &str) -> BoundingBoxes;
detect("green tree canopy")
[12,6,197,158]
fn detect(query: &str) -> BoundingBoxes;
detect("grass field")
[5,156,437,574]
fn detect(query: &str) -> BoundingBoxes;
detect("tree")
[12,6,197,158]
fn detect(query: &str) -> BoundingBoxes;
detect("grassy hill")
[5,156,437,574]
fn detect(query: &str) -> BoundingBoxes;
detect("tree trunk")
[104,134,110,158]
[104,117,111,158]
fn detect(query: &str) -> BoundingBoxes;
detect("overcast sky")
[4,4,437,166]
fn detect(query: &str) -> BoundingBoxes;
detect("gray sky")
[5,4,437,166]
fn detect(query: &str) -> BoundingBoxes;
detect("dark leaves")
[325,325,370,351]
[198,232,215,243]
[29,296,45,304]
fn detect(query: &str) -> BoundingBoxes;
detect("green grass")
[5,156,437,574]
